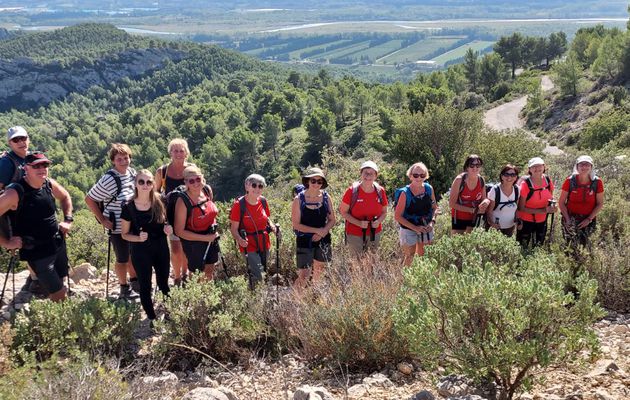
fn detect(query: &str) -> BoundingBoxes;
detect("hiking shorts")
[181,239,219,273]
[399,227,433,246]
[110,233,130,264]
[28,244,69,294]
[296,242,332,269]
[345,232,382,254]
[244,251,269,284]
[451,217,477,231]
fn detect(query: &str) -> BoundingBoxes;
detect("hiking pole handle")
[275,223,281,245]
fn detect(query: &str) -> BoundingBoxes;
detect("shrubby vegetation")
[395,230,604,400]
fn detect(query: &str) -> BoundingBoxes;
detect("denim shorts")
[399,227,433,246]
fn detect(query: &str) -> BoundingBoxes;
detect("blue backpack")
[393,183,434,225]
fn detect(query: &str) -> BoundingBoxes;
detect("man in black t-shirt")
[0,152,73,302]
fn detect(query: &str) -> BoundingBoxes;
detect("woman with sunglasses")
[558,155,604,247]
[485,164,520,237]
[155,138,192,286]
[229,174,278,289]
[121,170,171,324]
[292,167,335,290]
[394,162,437,265]
[173,166,219,280]
[449,154,490,235]
[516,157,557,248]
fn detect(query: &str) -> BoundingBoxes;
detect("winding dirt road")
[484,75,564,155]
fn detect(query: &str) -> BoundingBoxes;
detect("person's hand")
[59,221,72,236]
[312,234,322,242]
[577,218,592,229]
[206,233,218,242]
[371,219,380,229]
[4,236,22,250]
[316,228,327,238]
[100,218,114,231]
[426,224,434,233]
[237,237,248,248]
[477,200,490,213]
[138,230,148,242]
[163,224,173,236]
[359,220,369,229]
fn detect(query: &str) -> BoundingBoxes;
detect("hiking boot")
[129,279,140,294]
[119,284,140,300]
[22,277,48,296]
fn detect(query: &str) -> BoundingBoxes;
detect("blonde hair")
[183,165,203,179]
[406,162,430,180]
[108,143,132,161]
[167,138,190,156]
[133,169,165,224]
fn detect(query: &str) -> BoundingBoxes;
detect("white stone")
[362,372,393,387]
[141,371,178,385]
[612,324,629,334]
[70,263,97,283]
[347,384,368,398]
[293,385,335,400]
[181,388,231,400]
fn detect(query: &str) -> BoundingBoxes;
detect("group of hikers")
[0,128,605,325]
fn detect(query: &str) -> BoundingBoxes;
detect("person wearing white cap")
[339,160,388,255]
[0,126,30,190]
[558,155,604,246]
[516,157,557,248]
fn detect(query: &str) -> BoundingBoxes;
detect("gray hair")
[245,173,266,187]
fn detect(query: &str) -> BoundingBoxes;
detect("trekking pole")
[547,199,557,244]
[105,232,112,299]
[362,219,368,252]
[275,224,281,303]
[370,216,378,242]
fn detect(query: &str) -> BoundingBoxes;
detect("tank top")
[162,164,186,194]
[451,177,483,221]
[297,200,331,248]
[12,178,60,261]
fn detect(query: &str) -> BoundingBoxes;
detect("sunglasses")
[309,179,324,185]
[577,162,592,167]
[250,183,265,189]
[502,172,518,177]
[186,176,202,185]
[137,179,154,186]
[29,162,50,169]
[411,173,427,179]
[10,136,28,143]
[469,163,482,168]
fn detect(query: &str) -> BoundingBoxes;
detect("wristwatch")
[64,215,74,223]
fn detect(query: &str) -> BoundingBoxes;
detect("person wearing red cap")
[0,151,73,302]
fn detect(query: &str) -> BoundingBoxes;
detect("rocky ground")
[1,264,628,400]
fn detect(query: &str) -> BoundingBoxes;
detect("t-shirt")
[229,197,271,253]
[87,168,136,234]
[487,185,518,229]
[451,177,483,221]
[561,176,604,216]
[120,202,166,240]
[0,151,25,186]
[518,176,554,223]
[341,184,388,237]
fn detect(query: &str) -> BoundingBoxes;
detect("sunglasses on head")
[502,172,517,177]
[137,179,154,186]
[29,162,50,170]
[10,136,28,144]
[411,173,426,179]
[186,176,202,185]
[309,178,324,185]
[250,183,264,189]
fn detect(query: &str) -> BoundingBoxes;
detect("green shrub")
[159,275,265,362]
[12,298,139,362]
[578,108,629,150]
[65,209,109,270]
[270,250,410,370]
[395,230,603,400]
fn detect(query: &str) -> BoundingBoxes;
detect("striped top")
[87,168,136,234]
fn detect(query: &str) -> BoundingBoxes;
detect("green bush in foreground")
[159,275,265,362]
[12,298,139,363]
[395,230,603,400]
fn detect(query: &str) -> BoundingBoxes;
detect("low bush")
[395,230,603,400]
[270,249,410,370]
[159,275,265,363]
[12,297,139,363]
[65,209,109,270]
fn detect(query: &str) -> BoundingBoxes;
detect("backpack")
[237,195,270,234]
[166,184,213,226]
[96,170,123,215]
[488,184,520,211]
[348,181,385,215]
[524,175,551,202]
[393,183,434,225]
[568,174,599,203]
[0,151,25,186]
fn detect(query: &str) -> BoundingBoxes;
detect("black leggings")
[130,236,170,320]
[516,220,548,249]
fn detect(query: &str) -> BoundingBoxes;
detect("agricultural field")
[430,40,495,65]
[288,39,351,60]
[376,36,464,64]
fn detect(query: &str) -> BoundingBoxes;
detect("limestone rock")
[437,375,473,398]
[293,385,335,400]
[141,371,178,385]
[398,362,414,375]
[182,387,237,400]
[447,396,486,400]
[347,384,368,398]
[70,263,97,283]
[362,372,393,387]
[586,359,619,377]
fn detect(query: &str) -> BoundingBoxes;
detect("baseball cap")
[360,160,379,173]
[527,157,545,168]
[576,155,593,165]
[25,151,52,165]
[7,126,28,141]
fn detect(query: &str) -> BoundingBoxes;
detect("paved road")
[484,75,564,155]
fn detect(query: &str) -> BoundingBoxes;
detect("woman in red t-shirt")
[339,160,388,255]
[229,174,278,288]
[174,165,219,281]
[448,155,490,235]
[516,157,558,248]
[558,155,604,246]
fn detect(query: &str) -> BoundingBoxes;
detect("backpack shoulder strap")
[202,184,213,202]
[373,182,384,204]
[349,181,361,212]
[590,176,599,192]
[6,152,23,183]
[568,175,577,192]
[322,190,330,214]
[525,177,535,201]
[513,185,519,201]
[492,184,501,210]
[260,196,269,215]
[105,170,123,197]
[238,196,247,230]
[298,191,306,212]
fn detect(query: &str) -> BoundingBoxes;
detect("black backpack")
[524,175,552,202]
[488,184,520,211]
[166,184,213,227]
[568,174,599,202]
[96,170,122,215]
[0,151,25,186]
[237,195,270,233]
